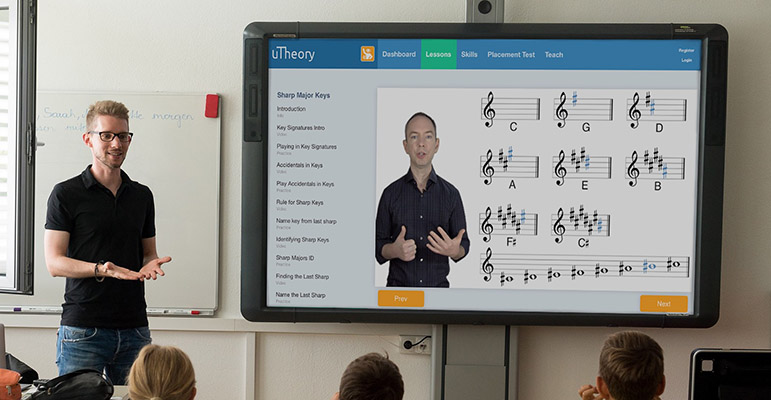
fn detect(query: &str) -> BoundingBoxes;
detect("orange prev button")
[378,290,425,307]
[640,295,688,312]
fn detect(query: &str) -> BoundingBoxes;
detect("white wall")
[3,1,768,399]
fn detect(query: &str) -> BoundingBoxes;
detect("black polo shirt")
[45,165,156,328]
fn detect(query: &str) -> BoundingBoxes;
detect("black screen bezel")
[241,22,727,327]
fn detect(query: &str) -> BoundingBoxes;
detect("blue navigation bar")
[268,38,701,70]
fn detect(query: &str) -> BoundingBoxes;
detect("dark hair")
[599,331,663,400]
[404,112,437,139]
[338,352,404,400]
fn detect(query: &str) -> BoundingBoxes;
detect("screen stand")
[431,325,518,400]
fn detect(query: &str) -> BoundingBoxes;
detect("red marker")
[190,310,200,315]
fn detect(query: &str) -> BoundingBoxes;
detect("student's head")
[334,352,404,400]
[403,112,439,170]
[128,344,197,400]
[597,331,665,400]
[84,100,133,169]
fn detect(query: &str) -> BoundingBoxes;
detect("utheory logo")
[361,46,375,62]
[272,46,315,62]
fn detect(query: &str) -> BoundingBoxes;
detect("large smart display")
[242,22,728,327]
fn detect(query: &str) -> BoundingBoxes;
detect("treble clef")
[553,207,566,244]
[627,150,640,187]
[554,150,567,186]
[629,92,642,129]
[482,247,494,282]
[481,206,494,242]
[556,91,569,128]
[483,91,496,128]
[482,149,494,185]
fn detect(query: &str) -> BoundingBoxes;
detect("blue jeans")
[56,325,152,385]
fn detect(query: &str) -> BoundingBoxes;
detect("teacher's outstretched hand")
[427,227,466,261]
[139,256,172,281]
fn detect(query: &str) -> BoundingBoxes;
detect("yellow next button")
[640,295,688,313]
[378,290,425,307]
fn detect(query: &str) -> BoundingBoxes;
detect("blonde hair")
[86,100,130,130]
[128,344,196,400]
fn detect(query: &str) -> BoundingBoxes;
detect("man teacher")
[375,112,470,288]
[44,100,172,384]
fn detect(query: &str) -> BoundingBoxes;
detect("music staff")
[626,91,687,128]
[479,204,538,242]
[481,91,541,128]
[479,253,689,286]
[554,91,613,128]
[481,147,539,185]
[552,147,612,186]
[551,205,610,244]
[625,148,686,187]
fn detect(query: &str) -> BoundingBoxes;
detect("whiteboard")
[0,92,220,314]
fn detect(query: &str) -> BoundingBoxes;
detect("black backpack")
[30,369,113,400]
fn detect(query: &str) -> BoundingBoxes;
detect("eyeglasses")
[89,131,134,143]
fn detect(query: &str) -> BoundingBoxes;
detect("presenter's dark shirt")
[375,168,469,287]
[45,166,155,328]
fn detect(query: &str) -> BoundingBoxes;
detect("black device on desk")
[689,348,771,399]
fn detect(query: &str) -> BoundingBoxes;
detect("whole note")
[481,207,494,243]
[570,265,585,280]
[618,261,632,276]
[553,207,566,243]
[483,91,496,128]
[556,91,569,128]
[500,271,514,287]
[555,150,567,186]
[627,150,640,187]
[524,270,537,284]
[629,92,642,129]
[482,247,494,282]
[482,149,495,185]
[547,267,561,282]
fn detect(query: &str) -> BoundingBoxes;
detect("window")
[0,0,35,294]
